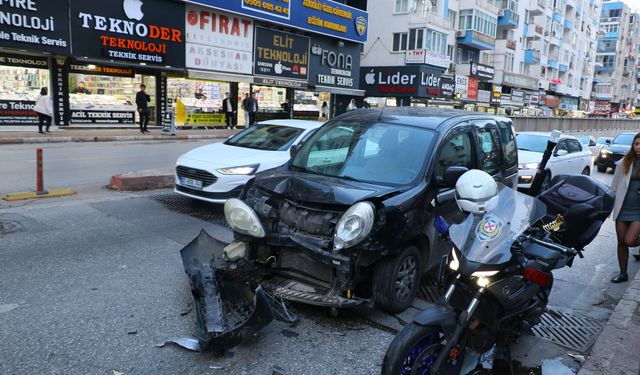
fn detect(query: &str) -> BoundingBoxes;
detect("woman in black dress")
[610,132,640,282]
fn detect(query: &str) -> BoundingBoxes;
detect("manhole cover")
[530,309,604,353]
[150,193,229,228]
[0,220,22,236]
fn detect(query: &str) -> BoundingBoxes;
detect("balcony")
[525,23,543,39]
[597,45,617,53]
[600,17,621,24]
[506,39,517,50]
[498,9,519,29]
[564,19,573,30]
[559,64,568,72]
[408,11,451,31]
[595,62,616,72]
[456,30,496,50]
[604,31,619,39]
[548,59,558,69]
[459,0,499,15]
[524,49,541,64]
[552,12,563,23]
[526,0,545,15]
[550,35,561,47]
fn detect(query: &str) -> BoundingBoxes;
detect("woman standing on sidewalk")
[610,132,640,283]
[34,87,53,134]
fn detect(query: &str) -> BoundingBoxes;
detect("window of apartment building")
[447,45,455,61]
[408,28,425,50]
[425,29,447,54]
[459,10,497,38]
[552,22,562,36]
[449,10,457,29]
[395,0,409,13]
[505,52,515,72]
[605,24,619,33]
[563,50,569,63]
[519,61,524,74]
[460,10,473,30]
[604,9,622,18]
[546,17,552,33]
[392,32,409,51]
[456,47,463,63]
[544,41,549,56]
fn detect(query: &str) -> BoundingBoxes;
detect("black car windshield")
[291,121,435,185]
[225,124,304,151]
[612,133,635,145]
[516,133,548,153]
[596,137,610,145]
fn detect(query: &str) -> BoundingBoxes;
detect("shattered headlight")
[224,198,265,238]
[333,201,375,251]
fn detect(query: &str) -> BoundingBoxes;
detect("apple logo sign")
[364,69,375,85]
[274,61,283,75]
[123,0,144,21]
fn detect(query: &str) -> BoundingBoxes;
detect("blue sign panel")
[185,0,368,43]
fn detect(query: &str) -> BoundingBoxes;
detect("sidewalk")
[578,271,640,375]
[0,125,239,145]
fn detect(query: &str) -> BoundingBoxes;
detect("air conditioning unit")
[498,9,505,17]
[456,30,465,37]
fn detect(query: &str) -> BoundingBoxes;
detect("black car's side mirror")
[605,139,612,145]
[589,140,596,147]
[290,144,300,159]
[442,166,468,188]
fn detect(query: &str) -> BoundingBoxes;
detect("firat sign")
[188,10,252,37]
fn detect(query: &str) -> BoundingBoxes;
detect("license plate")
[180,177,203,189]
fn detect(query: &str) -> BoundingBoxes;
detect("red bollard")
[36,148,46,195]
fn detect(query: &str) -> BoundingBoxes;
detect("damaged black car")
[181,108,518,347]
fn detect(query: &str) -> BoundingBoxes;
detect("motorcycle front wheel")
[382,323,464,375]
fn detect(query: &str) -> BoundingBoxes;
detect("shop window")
[168,78,230,127]
[0,60,50,126]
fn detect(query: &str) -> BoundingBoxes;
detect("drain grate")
[417,273,440,303]
[150,193,230,228]
[530,308,604,353]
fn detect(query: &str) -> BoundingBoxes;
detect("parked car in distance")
[221,108,519,313]
[175,120,324,203]
[516,132,592,190]
[595,132,635,173]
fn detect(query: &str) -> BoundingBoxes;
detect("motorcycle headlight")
[224,198,265,238]
[518,162,539,170]
[471,270,499,287]
[217,164,260,175]
[333,202,375,251]
[449,248,460,271]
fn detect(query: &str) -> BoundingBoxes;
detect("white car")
[516,132,593,190]
[574,134,599,157]
[175,120,324,203]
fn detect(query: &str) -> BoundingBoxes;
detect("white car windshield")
[225,124,304,151]
[291,121,435,186]
[516,133,548,153]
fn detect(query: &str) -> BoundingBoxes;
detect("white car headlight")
[217,164,260,175]
[518,162,539,170]
[333,202,375,251]
[224,198,265,238]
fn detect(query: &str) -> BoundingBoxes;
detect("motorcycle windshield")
[449,184,547,265]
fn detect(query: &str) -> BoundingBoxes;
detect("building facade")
[593,1,640,114]
[362,0,603,115]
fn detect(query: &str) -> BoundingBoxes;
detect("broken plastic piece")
[156,336,202,352]
[223,241,247,262]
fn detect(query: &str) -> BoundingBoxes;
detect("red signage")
[467,77,478,100]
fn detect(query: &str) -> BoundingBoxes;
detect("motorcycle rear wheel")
[382,323,464,375]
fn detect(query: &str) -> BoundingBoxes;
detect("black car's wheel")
[381,323,464,375]
[373,246,422,313]
[581,166,590,176]
[597,165,607,173]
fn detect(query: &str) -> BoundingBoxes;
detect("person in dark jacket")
[243,92,259,126]
[136,84,151,133]
[222,92,236,129]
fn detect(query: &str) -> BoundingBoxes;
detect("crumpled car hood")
[252,168,402,206]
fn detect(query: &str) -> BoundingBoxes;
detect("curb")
[109,170,174,191]
[578,271,640,375]
[0,135,227,145]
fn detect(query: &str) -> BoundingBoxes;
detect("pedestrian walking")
[242,93,249,126]
[222,92,236,129]
[136,84,151,133]
[244,92,259,126]
[319,101,329,121]
[34,87,53,134]
[610,132,640,283]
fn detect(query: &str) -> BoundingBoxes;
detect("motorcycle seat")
[522,242,562,263]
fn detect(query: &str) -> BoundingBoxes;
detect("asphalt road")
[0,140,636,374]
[0,140,215,195]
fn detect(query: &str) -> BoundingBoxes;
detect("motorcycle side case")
[179,230,296,351]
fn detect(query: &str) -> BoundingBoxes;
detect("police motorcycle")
[381,132,614,374]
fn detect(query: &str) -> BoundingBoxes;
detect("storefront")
[0,0,70,125]
[360,66,454,108]
[66,0,186,126]
[454,74,479,111]
[470,62,494,111]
